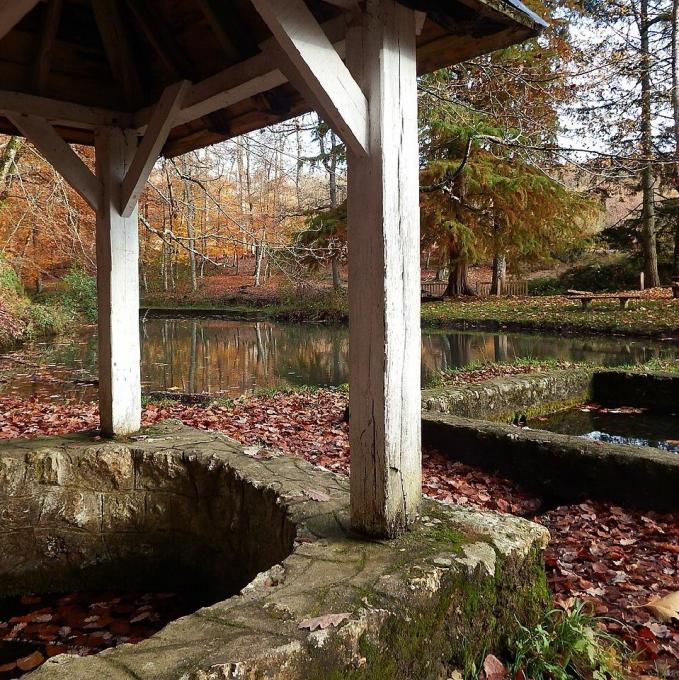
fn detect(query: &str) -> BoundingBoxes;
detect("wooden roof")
[0,0,545,157]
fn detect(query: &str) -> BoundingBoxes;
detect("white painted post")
[346,0,421,537]
[95,127,141,436]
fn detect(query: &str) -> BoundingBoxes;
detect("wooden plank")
[0,90,133,128]
[95,126,141,436]
[6,112,101,210]
[0,0,39,41]
[122,0,195,79]
[194,0,244,63]
[120,80,190,217]
[250,0,369,156]
[346,0,421,537]
[32,0,63,94]
[91,0,143,107]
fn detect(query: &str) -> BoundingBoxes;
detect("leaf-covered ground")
[0,391,677,677]
[422,292,679,339]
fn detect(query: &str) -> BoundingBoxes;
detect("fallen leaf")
[17,650,45,671]
[298,612,351,631]
[482,654,507,679]
[643,592,679,624]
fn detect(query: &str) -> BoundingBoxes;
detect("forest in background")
[0,0,677,324]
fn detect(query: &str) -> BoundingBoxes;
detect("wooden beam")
[346,0,421,537]
[132,16,347,131]
[91,0,143,107]
[0,0,39,41]
[0,90,134,129]
[120,80,190,217]
[32,0,63,93]
[250,0,369,156]
[95,126,141,437]
[176,50,286,126]
[6,112,101,210]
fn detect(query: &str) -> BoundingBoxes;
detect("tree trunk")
[0,136,22,202]
[491,255,506,296]
[444,258,474,296]
[640,0,660,287]
[182,178,198,292]
[331,254,341,290]
[254,242,264,287]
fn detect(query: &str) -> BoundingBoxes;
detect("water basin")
[530,404,679,454]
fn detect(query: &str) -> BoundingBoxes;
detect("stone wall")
[422,368,593,423]
[0,423,550,680]
[422,413,679,511]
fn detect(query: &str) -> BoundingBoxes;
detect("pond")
[2,317,679,401]
[530,405,679,455]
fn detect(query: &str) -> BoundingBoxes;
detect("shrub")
[528,254,668,295]
[0,257,22,295]
[280,284,348,321]
[61,268,98,322]
[26,303,68,338]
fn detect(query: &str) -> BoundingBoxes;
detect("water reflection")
[141,319,349,395]
[2,317,679,400]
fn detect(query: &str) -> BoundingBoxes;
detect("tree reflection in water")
[2,318,679,400]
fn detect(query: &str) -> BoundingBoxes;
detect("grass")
[508,600,625,680]
[144,287,679,340]
[422,297,679,339]
[424,356,679,389]
[425,357,586,388]
[617,358,679,374]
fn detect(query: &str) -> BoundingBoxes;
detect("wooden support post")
[346,0,421,537]
[95,127,141,436]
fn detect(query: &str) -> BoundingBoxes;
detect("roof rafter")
[0,0,40,41]
[32,0,63,94]
[91,0,143,108]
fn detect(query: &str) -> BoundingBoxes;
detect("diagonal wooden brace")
[250,0,369,157]
[6,112,102,211]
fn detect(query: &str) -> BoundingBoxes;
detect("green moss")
[494,393,591,425]
[301,545,549,680]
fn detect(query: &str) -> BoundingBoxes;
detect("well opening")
[0,435,296,673]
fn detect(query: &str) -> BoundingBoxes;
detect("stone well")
[0,422,549,679]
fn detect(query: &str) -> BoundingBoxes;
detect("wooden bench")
[421,282,446,302]
[566,293,643,310]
